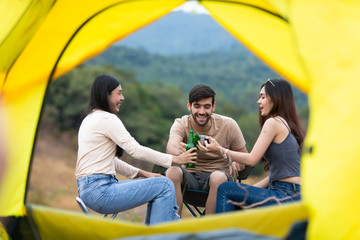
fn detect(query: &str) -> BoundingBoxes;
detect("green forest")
[43,45,309,175]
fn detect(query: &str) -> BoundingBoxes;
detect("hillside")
[87,45,308,113]
[117,11,243,55]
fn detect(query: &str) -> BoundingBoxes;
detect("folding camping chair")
[75,197,118,220]
[182,165,254,217]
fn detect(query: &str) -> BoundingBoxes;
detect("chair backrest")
[75,197,91,215]
[183,189,208,208]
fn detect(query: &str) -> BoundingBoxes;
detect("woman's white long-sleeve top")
[75,110,172,179]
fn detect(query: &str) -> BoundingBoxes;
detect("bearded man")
[166,84,248,216]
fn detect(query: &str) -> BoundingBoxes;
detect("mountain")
[116,11,246,55]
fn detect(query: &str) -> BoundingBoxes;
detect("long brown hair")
[260,79,305,170]
[88,75,124,158]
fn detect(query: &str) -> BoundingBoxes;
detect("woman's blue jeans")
[216,181,301,213]
[77,174,180,225]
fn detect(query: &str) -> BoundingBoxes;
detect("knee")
[209,171,228,188]
[159,177,177,196]
[165,166,183,183]
[163,177,176,190]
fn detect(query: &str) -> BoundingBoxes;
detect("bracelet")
[220,148,229,159]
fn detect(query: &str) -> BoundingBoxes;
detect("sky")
[172,1,210,15]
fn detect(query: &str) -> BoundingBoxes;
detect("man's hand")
[179,142,187,154]
[230,162,245,178]
[197,136,221,153]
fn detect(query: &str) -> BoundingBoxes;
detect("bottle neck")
[188,131,194,143]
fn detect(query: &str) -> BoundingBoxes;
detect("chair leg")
[76,197,119,220]
[110,213,118,220]
[183,201,199,218]
[102,213,118,220]
[182,188,208,218]
[193,206,205,216]
[184,204,205,217]
[76,197,91,215]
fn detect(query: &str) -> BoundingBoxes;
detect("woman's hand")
[197,136,222,153]
[136,169,163,178]
[172,147,197,165]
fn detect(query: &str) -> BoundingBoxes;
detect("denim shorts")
[179,166,232,192]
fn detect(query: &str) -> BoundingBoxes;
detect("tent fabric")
[202,0,309,93]
[0,222,10,240]
[289,1,360,239]
[1,0,360,239]
[0,0,56,86]
[0,0,185,217]
[27,202,306,239]
[117,229,279,240]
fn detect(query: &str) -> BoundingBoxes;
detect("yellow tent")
[1,0,360,239]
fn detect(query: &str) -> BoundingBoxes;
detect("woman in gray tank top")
[198,79,305,212]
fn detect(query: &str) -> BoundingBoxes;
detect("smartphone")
[199,135,209,145]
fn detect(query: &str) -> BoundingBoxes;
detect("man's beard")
[191,113,211,126]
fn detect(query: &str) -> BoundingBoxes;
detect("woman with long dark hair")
[198,79,305,212]
[75,75,196,224]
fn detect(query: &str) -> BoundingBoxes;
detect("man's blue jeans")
[216,180,301,213]
[77,174,180,225]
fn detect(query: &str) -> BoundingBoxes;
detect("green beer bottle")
[185,130,199,168]
[193,133,200,148]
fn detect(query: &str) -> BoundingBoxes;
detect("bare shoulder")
[264,117,290,143]
[258,118,279,144]
[263,117,281,128]
[263,117,286,132]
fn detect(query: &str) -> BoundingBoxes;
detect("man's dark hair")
[189,84,216,105]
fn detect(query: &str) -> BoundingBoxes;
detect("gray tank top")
[263,118,301,183]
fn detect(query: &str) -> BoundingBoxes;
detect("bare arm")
[166,135,185,155]
[135,169,163,178]
[199,118,278,166]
